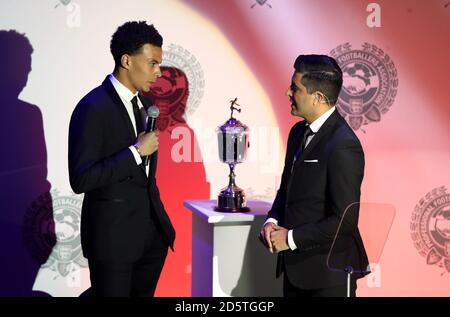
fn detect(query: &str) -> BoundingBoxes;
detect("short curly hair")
[110,21,163,69]
[0,29,33,64]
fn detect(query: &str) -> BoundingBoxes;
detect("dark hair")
[0,29,33,67]
[294,55,343,105]
[110,21,163,69]
[0,30,33,97]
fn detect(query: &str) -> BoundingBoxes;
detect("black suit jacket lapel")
[102,77,149,178]
[299,110,340,161]
[286,111,340,198]
[290,110,340,174]
[102,77,136,140]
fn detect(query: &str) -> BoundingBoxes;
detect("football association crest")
[330,43,398,131]
[411,186,450,274]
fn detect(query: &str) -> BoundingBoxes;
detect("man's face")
[128,43,162,93]
[286,72,315,119]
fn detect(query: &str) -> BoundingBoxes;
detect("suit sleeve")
[292,139,365,249]
[68,101,136,194]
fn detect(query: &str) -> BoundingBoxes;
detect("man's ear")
[120,54,131,70]
[314,92,328,105]
[313,93,320,106]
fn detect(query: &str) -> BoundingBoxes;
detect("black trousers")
[283,273,357,297]
[88,219,168,297]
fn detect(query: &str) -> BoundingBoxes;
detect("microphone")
[144,105,160,166]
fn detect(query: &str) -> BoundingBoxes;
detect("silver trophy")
[215,98,250,212]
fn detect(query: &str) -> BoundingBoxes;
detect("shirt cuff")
[129,146,143,165]
[288,229,298,250]
[264,218,278,226]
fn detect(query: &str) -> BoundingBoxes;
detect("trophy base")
[215,193,250,213]
[214,206,250,213]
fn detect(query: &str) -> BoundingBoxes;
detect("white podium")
[184,200,282,297]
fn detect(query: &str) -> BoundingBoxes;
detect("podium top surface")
[183,200,272,224]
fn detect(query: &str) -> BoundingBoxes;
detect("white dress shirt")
[266,106,336,250]
[109,74,149,175]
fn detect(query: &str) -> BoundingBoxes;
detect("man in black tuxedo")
[260,55,368,297]
[68,21,175,297]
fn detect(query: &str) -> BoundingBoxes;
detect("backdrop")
[0,0,449,296]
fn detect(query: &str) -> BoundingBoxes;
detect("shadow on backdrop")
[144,66,210,296]
[0,30,56,296]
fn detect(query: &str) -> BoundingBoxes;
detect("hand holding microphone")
[134,105,160,165]
[143,106,160,166]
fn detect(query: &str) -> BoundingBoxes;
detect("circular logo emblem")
[330,42,398,131]
[411,186,450,274]
[146,67,189,132]
[160,43,204,119]
[23,190,87,277]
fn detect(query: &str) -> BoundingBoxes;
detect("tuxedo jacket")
[68,77,175,262]
[269,110,369,289]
